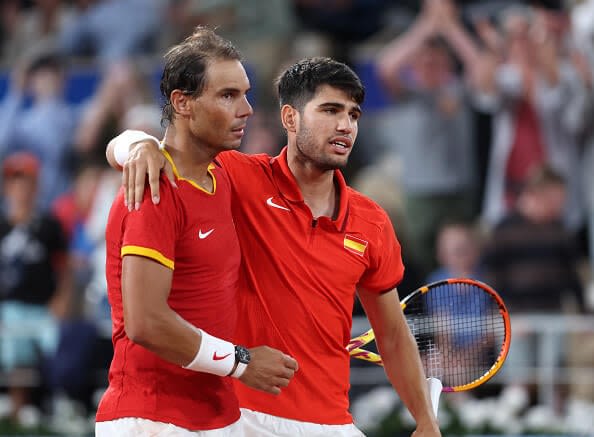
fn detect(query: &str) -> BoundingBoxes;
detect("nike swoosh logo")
[212,352,231,361]
[266,197,290,211]
[198,229,214,239]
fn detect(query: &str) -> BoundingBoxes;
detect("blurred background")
[0,0,593,435]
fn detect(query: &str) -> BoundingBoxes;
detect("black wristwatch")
[235,345,251,365]
[228,345,250,378]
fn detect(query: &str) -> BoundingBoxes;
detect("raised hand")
[420,0,442,31]
[239,346,298,395]
[434,0,459,30]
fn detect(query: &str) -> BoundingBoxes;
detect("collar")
[162,148,216,195]
[270,146,350,231]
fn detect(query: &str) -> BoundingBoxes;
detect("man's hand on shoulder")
[124,141,174,211]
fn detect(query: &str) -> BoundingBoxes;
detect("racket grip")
[426,377,442,418]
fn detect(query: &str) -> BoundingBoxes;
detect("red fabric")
[51,194,77,241]
[505,100,546,206]
[97,160,241,430]
[218,148,405,424]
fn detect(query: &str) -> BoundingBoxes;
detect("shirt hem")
[96,409,240,431]
[238,403,352,425]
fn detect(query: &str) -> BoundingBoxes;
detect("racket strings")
[405,282,507,389]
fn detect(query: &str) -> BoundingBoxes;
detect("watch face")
[236,345,251,364]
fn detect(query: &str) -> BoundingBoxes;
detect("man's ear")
[170,90,192,117]
[280,105,298,133]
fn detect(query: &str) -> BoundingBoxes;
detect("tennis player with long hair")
[96,28,298,437]
[107,57,440,436]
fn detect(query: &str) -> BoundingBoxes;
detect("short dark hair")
[523,164,566,192]
[26,52,64,76]
[276,57,365,111]
[160,26,242,125]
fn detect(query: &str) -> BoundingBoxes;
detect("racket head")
[350,278,511,393]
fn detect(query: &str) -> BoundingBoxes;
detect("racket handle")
[426,377,442,418]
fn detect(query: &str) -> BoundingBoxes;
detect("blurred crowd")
[0,0,593,434]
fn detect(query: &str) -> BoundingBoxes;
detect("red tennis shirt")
[97,155,241,430]
[218,147,404,424]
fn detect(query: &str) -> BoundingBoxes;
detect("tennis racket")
[349,278,511,415]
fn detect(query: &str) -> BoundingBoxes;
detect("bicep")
[122,255,173,332]
[357,287,404,340]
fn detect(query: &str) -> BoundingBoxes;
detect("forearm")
[358,287,439,429]
[378,327,437,428]
[128,305,201,366]
[441,21,481,70]
[377,18,434,82]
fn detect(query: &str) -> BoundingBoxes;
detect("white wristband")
[113,130,161,167]
[231,361,248,378]
[183,329,235,377]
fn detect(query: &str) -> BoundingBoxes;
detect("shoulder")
[158,172,182,201]
[217,150,272,170]
[347,187,392,229]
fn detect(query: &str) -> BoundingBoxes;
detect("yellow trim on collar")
[161,149,217,195]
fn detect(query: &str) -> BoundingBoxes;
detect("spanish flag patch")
[344,234,368,256]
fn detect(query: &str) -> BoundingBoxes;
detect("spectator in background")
[291,0,391,64]
[0,0,75,67]
[427,220,484,283]
[483,164,585,394]
[470,4,586,231]
[57,0,164,65]
[374,0,477,275]
[0,152,71,424]
[567,4,594,308]
[51,159,105,298]
[73,61,159,160]
[0,49,79,211]
[48,158,109,416]
[483,164,584,314]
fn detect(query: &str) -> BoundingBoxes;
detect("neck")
[287,145,338,219]
[163,124,216,189]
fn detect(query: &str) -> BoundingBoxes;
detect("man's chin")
[318,157,348,171]
[220,141,242,152]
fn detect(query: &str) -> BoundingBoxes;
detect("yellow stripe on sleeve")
[121,245,175,270]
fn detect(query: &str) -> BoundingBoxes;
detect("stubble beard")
[295,125,348,172]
